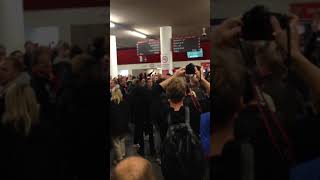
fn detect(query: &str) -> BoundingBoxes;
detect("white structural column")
[0,0,25,53]
[160,26,173,75]
[110,35,118,79]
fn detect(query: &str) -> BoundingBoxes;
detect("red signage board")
[290,2,320,20]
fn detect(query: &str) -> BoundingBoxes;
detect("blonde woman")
[110,87,130,165]
[0,83,47,179]
[2,83,40,135]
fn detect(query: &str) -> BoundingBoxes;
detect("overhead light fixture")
[110,22,115,28]
[129,30,147,39]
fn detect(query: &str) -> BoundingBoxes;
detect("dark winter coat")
[0,120,57,180]
[110,100,130,137]
[55,75,107,179]
[130,86,149,126]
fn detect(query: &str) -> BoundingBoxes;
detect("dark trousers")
[134,123,145,156]
[145,122,156,156]
[134,122,156,156]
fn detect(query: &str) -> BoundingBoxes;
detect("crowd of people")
[0,37,107,179]
[110,5,320,180]
[211,5,320,180]
[110,67,211,179]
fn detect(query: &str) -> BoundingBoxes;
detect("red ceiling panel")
[24,0,108,10]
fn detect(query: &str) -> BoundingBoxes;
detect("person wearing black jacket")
[149,78,167,159]
[185,70,210,136]
[153,68,210,140]
[110,87,130,164]
[119,77,128,99]
[0,83,55,180]
[90,37,106,62]
[145,78,156,156]
[52,60,72,95]
[56,54,107,180]
[130,79,149,156]
[153,69,207,180]
[30,48,57,129]
[24,41,35,73]
[52,43,72,94]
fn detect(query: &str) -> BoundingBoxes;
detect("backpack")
[161,106,205,180]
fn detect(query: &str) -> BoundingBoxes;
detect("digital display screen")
[173,36,200,53]
[136,39,160,55]
[187,48,203,58]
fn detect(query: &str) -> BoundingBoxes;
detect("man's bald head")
[111,156,155,180]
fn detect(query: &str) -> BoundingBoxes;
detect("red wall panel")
[24,0,107,10]
[117,40,211,65]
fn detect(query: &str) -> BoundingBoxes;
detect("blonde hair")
[111,88,123,104]
[2,83,40,135]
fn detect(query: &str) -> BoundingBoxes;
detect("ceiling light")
[110,15,123,24]
[128,30,147,39]
[110,22,115,28]
[135,28,150,35]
